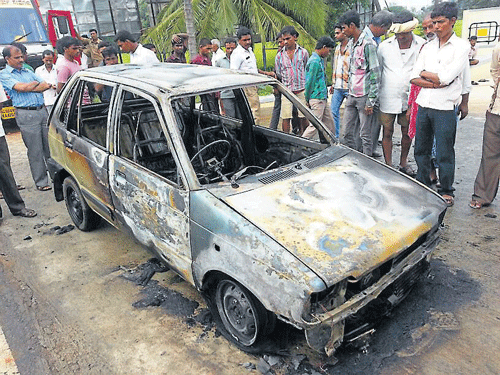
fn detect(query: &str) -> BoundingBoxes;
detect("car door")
[108,86,193,283]
[51,77,116,223]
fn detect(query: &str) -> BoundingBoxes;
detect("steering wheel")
[190,140,232,183]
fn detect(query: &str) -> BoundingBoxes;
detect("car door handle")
[115,170,127,187]
[64,140,73,149]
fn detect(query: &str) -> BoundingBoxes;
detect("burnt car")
[47,64,447,356]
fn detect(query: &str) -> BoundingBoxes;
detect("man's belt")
[16,105,44,110]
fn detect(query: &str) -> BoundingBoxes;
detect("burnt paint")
[190,189,327,325]
[223,152,447,286]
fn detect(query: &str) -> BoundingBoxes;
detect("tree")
[183,0,197,58]
[142,0,328,57]
[324,0,371,36]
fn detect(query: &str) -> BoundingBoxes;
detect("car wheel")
[63,176,100,231]
[211,277,275,352]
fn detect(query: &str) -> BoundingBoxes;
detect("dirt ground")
[1,80,500,375]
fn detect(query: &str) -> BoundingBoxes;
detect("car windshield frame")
[167,82,336,189]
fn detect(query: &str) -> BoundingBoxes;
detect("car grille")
[258,169,298,184]
[303,154,336,169]
[345,231,430,301]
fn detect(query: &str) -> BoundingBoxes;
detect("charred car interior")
[47,65,447,358]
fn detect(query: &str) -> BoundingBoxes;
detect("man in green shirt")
[302,36,336,139]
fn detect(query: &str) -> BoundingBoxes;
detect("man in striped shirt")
[274,26,309,134]
[340,10,390,156]
[329,25,350,138]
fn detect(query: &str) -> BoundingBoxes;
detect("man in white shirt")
[211,39,225,65]
[0,82,37,221]
[378,11,424,175]
[410,2,470,206]
[114,30,159,65]
[34,50,58,112]
[230,27,275,124]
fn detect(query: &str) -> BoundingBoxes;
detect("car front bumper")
[303,228,441,356]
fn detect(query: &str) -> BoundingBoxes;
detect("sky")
[385,0,434,12]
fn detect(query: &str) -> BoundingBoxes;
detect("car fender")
[190,189,327,326]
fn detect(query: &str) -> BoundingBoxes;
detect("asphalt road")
[1,81,499,375]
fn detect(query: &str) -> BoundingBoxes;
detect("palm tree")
[183,0,197,58]
[142,0,328,59]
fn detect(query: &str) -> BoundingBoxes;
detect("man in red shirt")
[191,38,218,111]
[191,39,212,66]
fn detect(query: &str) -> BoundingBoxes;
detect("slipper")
[37,185,52,191]
[442,194,454,207]
[399,165,417,177]
[12,208,37,218]
[469,200,483,209]
[430,178,438,185]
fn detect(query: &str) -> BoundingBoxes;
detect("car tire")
[210,277,275,353]
[62,176,100,231]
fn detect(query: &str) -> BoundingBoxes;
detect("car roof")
[76,63,275,96]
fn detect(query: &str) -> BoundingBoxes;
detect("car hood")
[220,153,446,285]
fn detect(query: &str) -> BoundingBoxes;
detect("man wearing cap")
[303,36,336,139]
[166,34,188,63]
[211,39,225,65]
[378,11,424,175]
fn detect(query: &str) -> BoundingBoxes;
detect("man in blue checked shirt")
[0,45,54,191]
[303,37,336,139]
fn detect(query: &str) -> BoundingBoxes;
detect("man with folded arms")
[0,45,53,192]
[410,2,470,206]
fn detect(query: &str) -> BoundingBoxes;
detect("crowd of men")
[1,1,500,224]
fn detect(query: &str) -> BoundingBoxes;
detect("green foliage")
[253,42,279,71]
[141,0,326,57]
[325,0,370,36]
[119,53,130,63]
[454,19,462,38]
[257,85,274,95]
[138,0,150,29]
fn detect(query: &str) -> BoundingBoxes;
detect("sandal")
[13,208,37,218]
[399,165,417,177]
[37,185,52,191]
[442,194,454,207]
[469,199,483,209]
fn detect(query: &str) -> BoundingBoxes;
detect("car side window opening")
[59,80,79,132]
[117,89,178,183]
[172,84,329,185]
[79,80,113,149]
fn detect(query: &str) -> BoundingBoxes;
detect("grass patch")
[257,85,274,96]
[253,42,280,72]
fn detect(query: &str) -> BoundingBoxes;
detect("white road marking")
[0,326,19,374]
